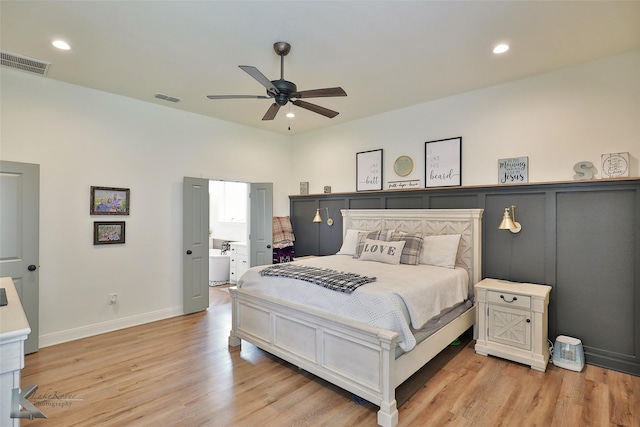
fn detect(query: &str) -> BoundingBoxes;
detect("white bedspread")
[237,255,469,352]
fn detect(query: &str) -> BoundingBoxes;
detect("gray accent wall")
[290,179,640,376]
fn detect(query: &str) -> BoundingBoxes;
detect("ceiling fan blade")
[239,65,278,95]
[262,103,281,120]
[207,95,270,100]
[292,100,339,118]
[291,87,347,99]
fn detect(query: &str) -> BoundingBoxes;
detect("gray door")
[249,183,273,267]
[0,160,39,353]
[183,177,209,314]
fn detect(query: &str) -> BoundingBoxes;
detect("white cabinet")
[229,243,248,284]
[475,278,551,372]
[1,277,32,426]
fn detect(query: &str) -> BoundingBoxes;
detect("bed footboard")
[229,286,400,427]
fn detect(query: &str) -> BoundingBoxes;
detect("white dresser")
[229,242,248,284]
[475,278,552,372]
[0,277,32,427]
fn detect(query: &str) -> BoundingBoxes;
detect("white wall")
[290,50,640,195]
[1,68,292,346]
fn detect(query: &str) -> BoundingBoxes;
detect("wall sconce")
[498,205,522,233]
[312,207,334,226]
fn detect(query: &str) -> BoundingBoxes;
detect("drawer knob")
[500,294,517,303]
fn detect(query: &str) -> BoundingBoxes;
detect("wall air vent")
[1,50,51,76]
[154,93,180,103]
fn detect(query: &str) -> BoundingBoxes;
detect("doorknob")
[266,245,271,249]
[186,250,192,255]
[28,265,37,271]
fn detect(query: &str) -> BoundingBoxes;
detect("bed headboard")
[341,209,483,288]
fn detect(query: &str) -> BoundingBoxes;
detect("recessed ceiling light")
[52,40,71,50]
[493,44,509,54]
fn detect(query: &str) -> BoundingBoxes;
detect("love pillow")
[358,239,406,265]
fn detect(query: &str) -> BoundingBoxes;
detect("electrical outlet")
[109,293,117,305]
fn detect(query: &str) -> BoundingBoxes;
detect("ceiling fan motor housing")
[272,79,297,105]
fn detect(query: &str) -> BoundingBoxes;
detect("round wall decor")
[393,156,414,177]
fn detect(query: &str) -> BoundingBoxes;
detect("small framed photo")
[425,137,462,187]
[94,221,126,245]
[90,186,130,215]
[300,182,309,195]
[356,149,383,191]
[498,157,529,184]
[601,152,629,178]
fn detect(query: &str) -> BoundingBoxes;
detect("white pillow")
[336,229,365,255]
[420,234,461,269]
[358,239,405,265]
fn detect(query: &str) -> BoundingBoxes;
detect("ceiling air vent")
[1,50,51,76]
[154,93,180,103]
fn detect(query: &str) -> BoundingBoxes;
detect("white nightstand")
[475,278,552,372]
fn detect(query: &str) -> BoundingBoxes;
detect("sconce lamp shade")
[498,205,522,233]
[498,208,516,229]
[312,207,334,226]
[312,209,323,223]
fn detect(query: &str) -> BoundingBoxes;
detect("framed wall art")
[498,156,528,184]
[425,137,462,187]
[601,152,629,178]
[299,182,309,195]
[356,149,383,191]
[90,186,130,215]
[93,221,126,245]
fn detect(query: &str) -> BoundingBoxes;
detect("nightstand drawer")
[487,291,530,309]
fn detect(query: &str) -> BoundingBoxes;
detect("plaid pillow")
[390,232,424,265]
[353,229,391,259]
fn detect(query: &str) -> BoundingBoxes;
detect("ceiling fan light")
[493,44,509,54]
[286,112,295,118]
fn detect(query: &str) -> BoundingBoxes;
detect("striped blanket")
[259,263,376,293]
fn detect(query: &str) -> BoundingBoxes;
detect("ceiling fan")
[207,42,347,121]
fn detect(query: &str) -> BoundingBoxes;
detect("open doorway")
[208,180,248,286]
[184,178,272,313]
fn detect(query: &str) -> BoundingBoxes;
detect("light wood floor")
[21,286,639,427]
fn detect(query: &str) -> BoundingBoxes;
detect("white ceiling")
[2,1,639,135]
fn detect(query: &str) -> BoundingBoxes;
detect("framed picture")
[356,149,383,191]
[93,221,126,245]
[498,156,529,184]
[299,182,309,195]
[90,186,130,215]
[601,152,630,178]
[425,137,462,187]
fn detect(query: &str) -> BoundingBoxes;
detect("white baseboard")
[39,306,184,348]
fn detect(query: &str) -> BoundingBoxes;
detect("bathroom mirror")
[393,156,414,177]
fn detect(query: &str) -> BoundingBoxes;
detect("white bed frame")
[229,209,483,427]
